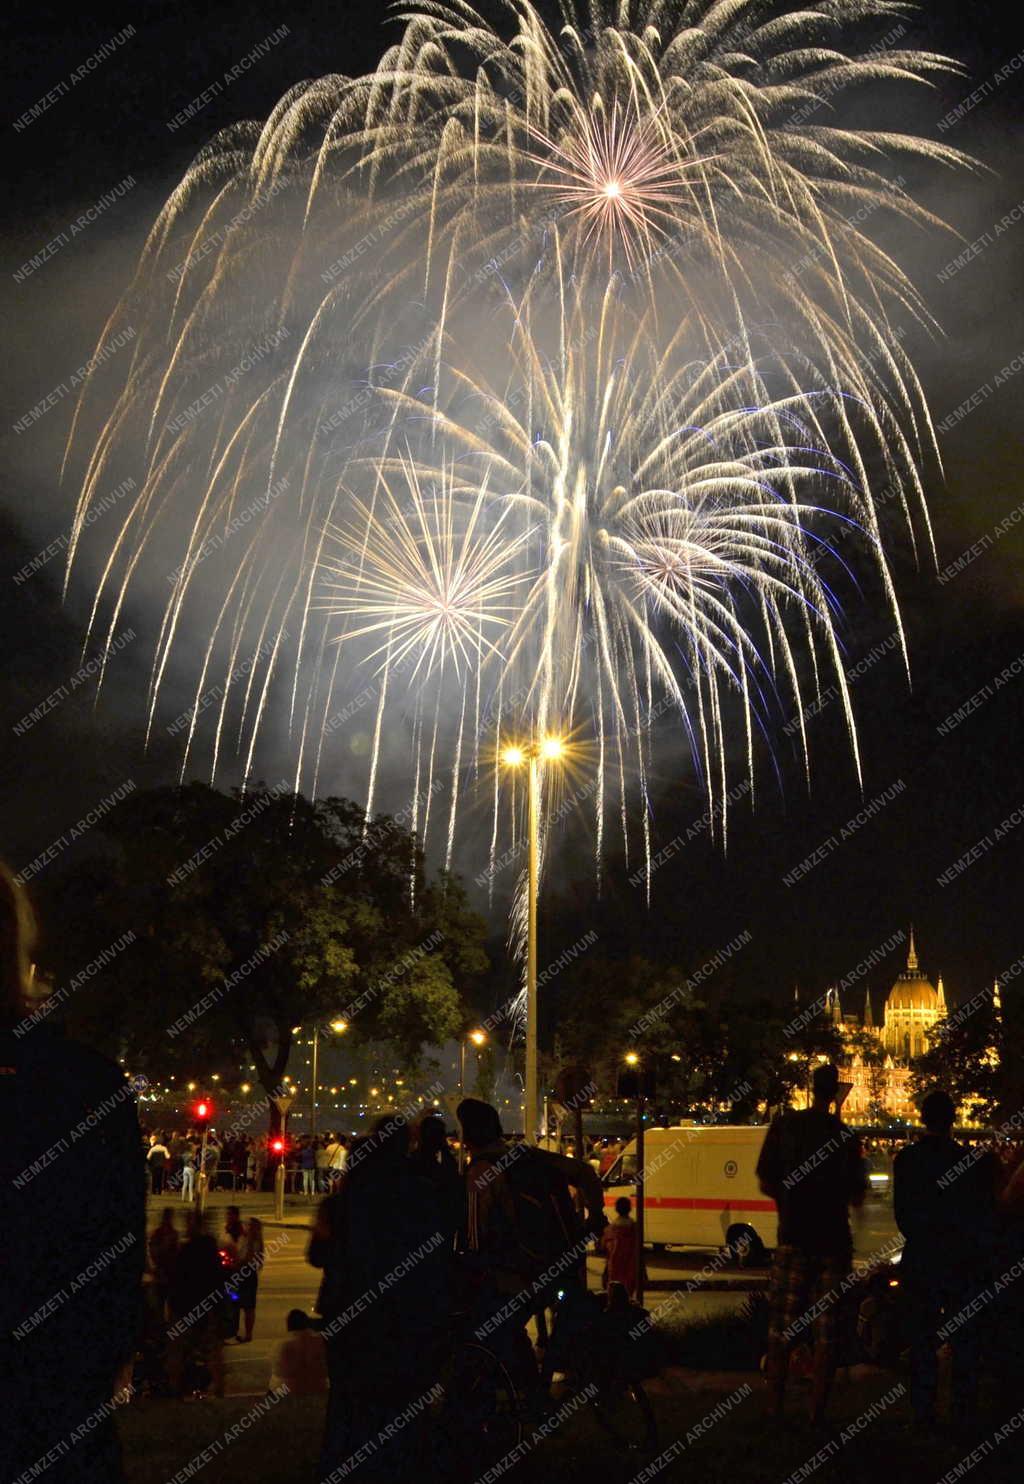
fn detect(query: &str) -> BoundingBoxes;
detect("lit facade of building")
[809,931,973,1123]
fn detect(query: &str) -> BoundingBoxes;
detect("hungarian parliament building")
[803,930,999,1124]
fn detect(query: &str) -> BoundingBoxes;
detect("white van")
[603,1124,778,1264]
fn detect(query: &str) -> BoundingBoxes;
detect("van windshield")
[603,1151,637,1187]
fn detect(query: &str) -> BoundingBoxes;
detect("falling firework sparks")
[330,273,893,892]
[60,0,972,888]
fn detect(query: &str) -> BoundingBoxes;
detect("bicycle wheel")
[590,1377,658,1452]
[432,1340,525,1481]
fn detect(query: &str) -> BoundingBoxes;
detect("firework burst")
[59,0,971,881]
[523,94,701,265]
[321,458,531,680]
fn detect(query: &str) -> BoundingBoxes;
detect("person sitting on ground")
[269,1309,328,1396]
[756,1062,867,1426]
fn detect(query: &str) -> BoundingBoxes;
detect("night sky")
[3,0,1024,1020]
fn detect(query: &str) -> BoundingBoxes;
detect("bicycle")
[430,1286,658,1480]
[543,1283,659,1452]
[429,1308,526,1482]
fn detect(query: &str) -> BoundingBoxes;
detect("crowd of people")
[141,1128,352,1197]
[7,845,1024,1482]
[307,1097,623,1481]
[137,1204,268,1399]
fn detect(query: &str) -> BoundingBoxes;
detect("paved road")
[147,1191,900,1394]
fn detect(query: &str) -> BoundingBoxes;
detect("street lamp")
[303,1017,349,1138]
[459,1027,489,1097]
[501,733,565,1143]
[621,1050,647,1305]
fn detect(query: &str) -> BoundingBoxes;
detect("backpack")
[499,1146,582,1279]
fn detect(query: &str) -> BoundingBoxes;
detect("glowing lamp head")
[624,1051,640,1067]
[468,1029,487,1047]
[501,745,526,767]
[330,1018,349,1034]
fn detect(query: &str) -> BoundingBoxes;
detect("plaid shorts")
[767,1245,850,1351]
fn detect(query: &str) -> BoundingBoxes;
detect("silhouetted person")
[146,1134,169,1195]
[147,1208,179,1315]
[757,1062,867,1424]
[893,1088,999,1427]
[410,1113,465,1247]
[166,1212,225,1398]
[235,1216,264,1343]
[457,1098,605,1384]
[993,1142,1024,1418]
[308,1115,449,1483]
[2,863,145,1482]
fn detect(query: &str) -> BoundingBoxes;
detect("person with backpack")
[456,1098,605,1382]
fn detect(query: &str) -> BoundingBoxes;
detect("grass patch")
[117,1372,1021,1484]
[119,1395,324,1484]
[659,1294,769,1372]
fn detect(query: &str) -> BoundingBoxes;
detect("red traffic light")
[271,1137,285,1154]
[194,1099,212,1123]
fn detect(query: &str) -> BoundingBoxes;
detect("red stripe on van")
[604,1195,776,1212]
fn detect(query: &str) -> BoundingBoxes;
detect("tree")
[845,1030,891,1123]
[40,783,488,1131]
[911,994,1002,1124]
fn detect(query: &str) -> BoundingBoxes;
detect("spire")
[937,976,946,1013]
[993,979,1002,1018]
[907,925,918,973]
[864,988,874,1029]
[794,983,800,1007]
[830,986,843,1025]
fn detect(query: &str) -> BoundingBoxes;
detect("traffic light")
[270,1136,285,1155]
[193,1098,213,1125]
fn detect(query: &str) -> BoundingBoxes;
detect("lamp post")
[624,1051,646,1306]
[297,1018,349,1139]
[459,1027,488,1097]
[501,735,565,1143]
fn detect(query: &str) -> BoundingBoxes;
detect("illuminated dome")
[887,977,938,1011]
[885,930,939,1011]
